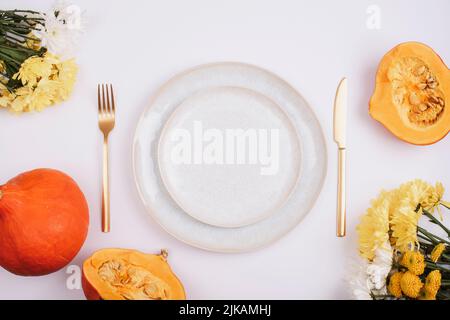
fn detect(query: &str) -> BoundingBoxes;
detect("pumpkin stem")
[160,249,169,260]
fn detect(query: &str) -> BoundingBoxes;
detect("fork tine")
[110,84,115,114]
[101,84,106,114]
[105,83,111,113]
[97,84,101,114]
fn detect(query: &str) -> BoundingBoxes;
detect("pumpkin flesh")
[82,248,186,300]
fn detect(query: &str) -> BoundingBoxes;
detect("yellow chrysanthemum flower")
[29,79,60,111]
[0,88,13,108]
[431,243,446,263]
[357,190,392,260]
[407,180,433,205]
[357,179,442,257]
[424,270,441,295]
[390,203,421,252]
[388,272,403,298]
[10,86,33,112]
[0,61,10,87]
[13,54,54,87]
[422,182,444,212]
[54,58,78,101]
[421,182,445,220]
[400,251,425,275]
[400,271,423,298]
[7,53,78,113]
[388,180,442,251]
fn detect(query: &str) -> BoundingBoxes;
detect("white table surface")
[1,0,449,300]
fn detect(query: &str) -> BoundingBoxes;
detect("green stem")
[441,202,450,210]
[0,9,41,15]
[424,210,450,237]
[371,294,393,300]
[0,43,37,55]
[0,24,30,33]
[418,234,435,244]
[426,261,450,272]
[0,51,21,65]
[4,29,37,41]
[425,258,450,267]
[4,35,26,44]
[437,293,450,300]
[2,29,29,40]
[418,227,450,246]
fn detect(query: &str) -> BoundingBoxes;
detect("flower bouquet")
[352,180,450,300]
[0,1,83,112]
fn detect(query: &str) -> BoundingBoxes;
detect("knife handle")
[337,147,346,237]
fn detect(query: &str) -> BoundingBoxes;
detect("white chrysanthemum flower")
[32,1,85,58]
[53,0,86,32]
[368,244,392,290]
[348,257,372,300]
[349,241,393,299]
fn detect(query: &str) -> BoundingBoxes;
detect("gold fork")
[97,84,116,233]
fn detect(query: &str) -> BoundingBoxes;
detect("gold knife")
[333,77,347,237]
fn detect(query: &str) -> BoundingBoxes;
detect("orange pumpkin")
[82,248,186,300]
[0,168,89,276]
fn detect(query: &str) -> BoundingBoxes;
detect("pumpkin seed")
[427,102,435,109]
[419,104,428,112]
[409,92,420,105]
[416,65,426,75]
[418,83,427,90]
[428,81,437,89]
[429,96,439,104]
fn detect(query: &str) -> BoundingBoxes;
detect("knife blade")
[333,77,347,237]
[333,77,347,148]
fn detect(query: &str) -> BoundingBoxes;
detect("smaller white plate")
[158,87,301,228]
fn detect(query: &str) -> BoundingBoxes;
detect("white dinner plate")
[158,86,301,228]
[133,62,327,252]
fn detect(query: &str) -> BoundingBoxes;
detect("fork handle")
[336,147,346,237]
[102,136,110,233]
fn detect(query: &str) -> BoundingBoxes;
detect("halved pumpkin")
[369,42,450,145]
[82,248,186,300]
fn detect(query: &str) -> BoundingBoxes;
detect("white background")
[1,0,449,299]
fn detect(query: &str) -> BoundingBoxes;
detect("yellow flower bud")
[400,271,423,298]
[388,272,403,298]
[400,251,425,275]
[431,243,446,263]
